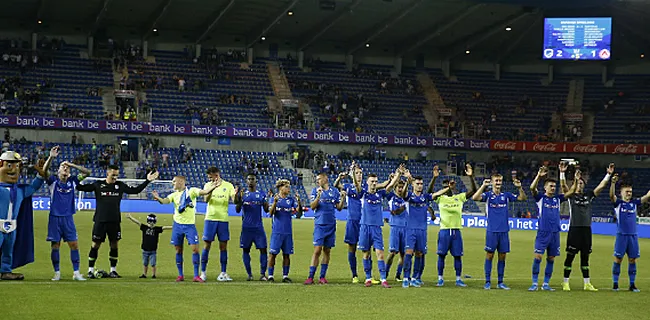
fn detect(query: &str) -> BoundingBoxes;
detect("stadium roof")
[1,0,649,62]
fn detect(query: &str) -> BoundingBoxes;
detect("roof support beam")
[88,0,113,35]
[246,0,301,48]
[297,0,364,52]
[346,0,424,55]
[196,0,236,44]
[142,0,174,40]
[444,9,536,60]
[495,13,543,63]
[398,4,484,56]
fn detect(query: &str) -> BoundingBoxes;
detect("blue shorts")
[344,219,361,245]
[240,228,267,249]
[614,234,640,259]
[437,229,464,257]
[358,225,384,251]
[47,215,78,242]
[171,223,199,246]
[142,250,157,266]
[534,231,561,256]
[389,226,406,253]
[270,233,294,255]
[405,228,428,254]
[313,224,336,248]
[485,231,510,253]
[203,220,230,242]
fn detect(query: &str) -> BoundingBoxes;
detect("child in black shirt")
[126,214,171,278]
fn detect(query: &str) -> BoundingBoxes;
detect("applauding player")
[609,172,650,292]
[235,174,270,281]
[528,166,577,291]
[267,179,303,283]
[559,162,611,292]
[305,173,346,285]
[472,173,527,290]
[152,176,218,282]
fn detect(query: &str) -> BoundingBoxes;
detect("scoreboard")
[543,17,612,60]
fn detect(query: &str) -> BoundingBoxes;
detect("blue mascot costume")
[0,150,50,280]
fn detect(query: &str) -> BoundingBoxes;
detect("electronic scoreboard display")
[543,17,612,60]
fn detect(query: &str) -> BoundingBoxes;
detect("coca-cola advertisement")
[490,140,523,151]
[525,142,563,153]
[606,144,645,155]
[564,143,604,154]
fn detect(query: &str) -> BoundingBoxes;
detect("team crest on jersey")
[115,185,119,189]
[222,188,226,192]
[67,182,71,187]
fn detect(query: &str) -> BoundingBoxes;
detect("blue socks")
[200,248,210,272]
[497,260,505,284]
[243,251,252,276]
[484,258,492,283]
[612,262,621,284]
[437,255,445,277]
[320,264,329,279]
[629,263,637,285]
[220,250,228,273]
[348,252,358,277]
[396,263,403,278]
[363,258,372,279]
[260,253,268,275]
[378,260,387,281]
[269,266,275,277]
[544,259,554,284]
[176,253,184,276]
[532,258,541,283]
[413,256,422,279]
[192,252,199,278]
[403,254,413,280]
[283,265,290,277]
[308,266,317,279]
[454,257,462,278]
[51,248,60,272]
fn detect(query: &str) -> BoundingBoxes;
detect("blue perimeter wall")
[31,198,650,239]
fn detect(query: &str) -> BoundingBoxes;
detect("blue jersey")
[360,188,387,226]
[534,194,566,232]
[310,187,340,225]
[344,183,366,221]
[241,190,266,229]
[272,196,298,235]
[388,192,407,227]
[481,191,517,232]
[405,192,433,230]
[47,175,81,217]
[614,199,641,235]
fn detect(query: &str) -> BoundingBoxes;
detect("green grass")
[7,211,650,320]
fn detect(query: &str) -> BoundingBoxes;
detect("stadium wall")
[32,197,650,239]
[10,128,648,168]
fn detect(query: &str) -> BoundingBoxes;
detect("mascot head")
[0,151,22,184]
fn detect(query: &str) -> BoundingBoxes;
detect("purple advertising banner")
[0,115,490,149]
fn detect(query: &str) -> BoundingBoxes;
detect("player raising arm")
[152,176,217,282]
[528,166,577,291]
[471,173,527,290]
[267,179,303,283]
[559,162,613,292]
[609,172,650,292]
[77,165,158,279]
[235,173,270,281]
[433,163,477,288]
[46,156,92,282]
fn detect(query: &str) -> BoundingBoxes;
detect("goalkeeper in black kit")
[76,165,159,278]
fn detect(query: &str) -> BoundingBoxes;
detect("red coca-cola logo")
[493,141,516,150]
[532,143,558,152]
[613,144,638,154]
[572,144,598,153]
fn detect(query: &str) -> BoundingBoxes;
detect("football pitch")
[7,212,649,320]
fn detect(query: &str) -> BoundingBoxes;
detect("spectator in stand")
[71,133,77,145]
